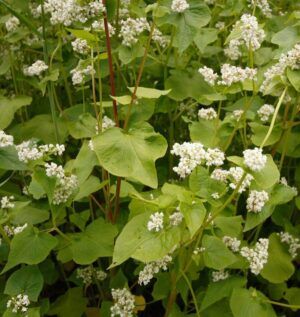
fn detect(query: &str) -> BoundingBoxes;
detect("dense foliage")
[0,0,300,316]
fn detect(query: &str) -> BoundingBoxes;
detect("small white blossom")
[77,266,93,285]
[211,168,229,183]
[198,107,217,120]
[205,148,225,167]
[70,64,95,85]
[147,212,164,232]
[223,236,241,252]
[211,192,220,199]
[240,238,269,275]
[232,109,244,121]
[71,38,90,54]
[111,288,135,317]
[152,29,170,48]
[102,116,116,132]
[212,270,230,282]
[279,177,288,186]
[95,269,107,281]
[224,39,242,60]
[0,130,14,148]
[5,16,20,32]
[193,247,205,255]
[218,64,257,86]
[246,190,269,213]
[23,60,48,77]
[4,224,28,237]
[229,167,253,193]
[7,294,30,314]
[171,0,190,13]
[119,17,149,47]
[88,140,94,151]
[248,0,272,17]
[257,104,274,122]
[169,211,183,226]
[1,196,15,209]
[198,66,218,86]
[278,232,300,259]
[215,21,225,30]
[243,147,267,171]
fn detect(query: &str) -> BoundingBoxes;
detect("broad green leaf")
[2,226,58,273]
[249,123,281,147]
[230,288,276,317]
[118,42,144,64]
[287,68,300,92]
[189,120,220,147]
[9,202,49,225]
[128,87,171,99]
[202,235,237,270]
[74,176,108,201]
[271,26,300,50]
[180,202,206,237]
[261,234,294,283]
[70,210,90,231]
[284,288,300,309]
[0,146,27,170]
[93,123,167,188]
[48,288,88,317]
[244,205,274,232]
[112,211,181,267]
[5,265,43,301]
[67,28,98,44]
[66,112,97,139]
[194,28,218,53]
[112,95,132,105]
[214,216,243,237]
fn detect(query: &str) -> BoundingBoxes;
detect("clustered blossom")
[4,224,28,237]
[171,0,190,13]
[71,38,90,54]
[211,192,220,199]
[198,66,218,86]
[147,212,164,232]
[1,196,15,209]
[248,0,272,17]
[243,147,267,171]
[215,21,225,30]
[152,29,170,48]
[193,247,205,255]
[45,163,78,205]
[169,211,184,226]
[257,104,275,122]
[111,288,135,317]
[198,107,217,120]
[7,294,30,314]
[278,232,300,259]
[138,255,172,285]
[228,167,253,193]
[223,236,241,252]
[119,18,149,47]
[218,64,257,86]
[0,130,14,148]
[224,39,242,60]
[205,148,225,167]
[261,44,300,93]
[240,238,269,275]
[5,16,20,32]
[232,109,244,121]
[23,60,48,77]
[77,266,107,285]
[212,270,230,282]
[246,190,269,213]
[211,168,229,183]
[95,116,116,134]
[70,64,95,85]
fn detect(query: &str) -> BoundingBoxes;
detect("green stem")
[266,299,300,310]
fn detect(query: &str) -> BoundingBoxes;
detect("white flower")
[5,16,20,32]
[77,266,94,285]
[95,269,107,281]
[278,232,300,259]
[152,29,170,48]
[240,238,269,275]
[198,107,217,120]
[70,64,95,85]
[243,147,267,171]
[7,294,30,313]
[111,288,135,317]
[246,190,269,213]
[211,192,220,199]
[91,20,115,35]
[218,64,257,86]
[232,109,244,121]
[88,0,106,16]
[4,224,28,237]
[138,255,172,285]
[147,212,164,232]
[229,167,253,193]
[1,196,15,209]
[224,39,242,60]
[257,104,274,122]
[193,247,205,255]
[0,130,14,148]
[211,168,229,183]
[171,0,190,13]
[102,116,116,132]
[119,17,149,47]
[279,177,288,186]
[248,0,272,17]
[215,21,225,30]
[198,67,218,86]
[212,270,229,282]
[223,236,241,252]
[169,211,183,226]
[71,38,90,54]
[205,148,225,167]
[88,140,94,151]
[23,60,48,77]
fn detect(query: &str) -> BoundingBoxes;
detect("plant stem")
[266,299,300,310]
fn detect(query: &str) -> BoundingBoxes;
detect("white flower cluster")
[70,64,95,85]
[261,44,300,93]
[95,116,116,134]
[169,211,184,226]
[240,238,269,275]
[222,236,241,252]
[257,104,274,122]
[248,0,272,17]
[243,147,267,171]
[16,141,65,163]
[212,269,230,282]
[91,20,115,35]
[45,163,78,205]
[1,196,15,209]
[147,212,164,232]
[88,0,106,17]
[193,247,205,255]
[225,14,265,61]
[198,107,217,120]
[5,16,20,32]
[171,0,190,13]
[211,168,229,183]
[198,66,218,86]
[23,60,48,77]
[215,21,225,30]
[218,64,257,86]
[4,224,28,237]
[119,0,131,18]
[111,288,135,317]
[0,130,14,148]
[152,29,170,48]
[119,18,149,47]
[77,266,107,285]
[7,294,30,314]
[247,190,269,213]
[232,109,244,121]
[228,167,253,193]
[138,254,172,285]
[171,142,225,178]
[278,232,300,259]
[71,38,90,54]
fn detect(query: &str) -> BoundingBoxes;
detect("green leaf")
[2,226,58,273]
[249,123,281,147]
[93,123,167,188]
[4,307,40,317]
[48,288,88,317]
[261,233,294,283]
[0,95,32,129]
[214,216,243,237]
[230,288,276,317]
[284,288,300,310]
[0,146,27,170]
[194,28,218,53]
[189,120,220,147]
[66,112,97,139]
[70,210,90,231]
[67,28,98,45]
[112,211,181,267]
[5,265,43,301]
[128,87,171,99]
[287,68,300,92]
[180,202,206,237]
[74,176,108,201]
[271,26,300,50]
[202,235,237,270]
[9,202,49,225]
